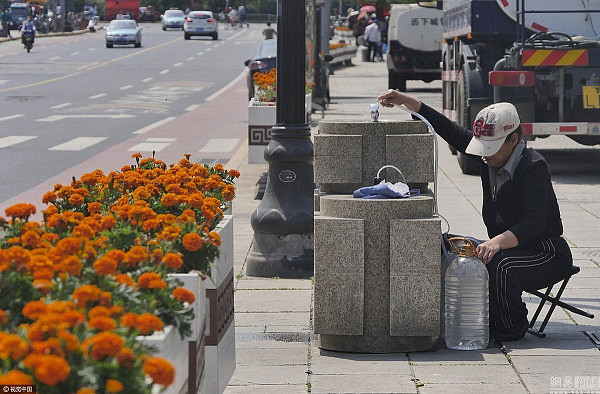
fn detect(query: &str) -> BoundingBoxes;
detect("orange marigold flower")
[162,253,183,270]
[160,193,179,207]
[119,313,138,329]
[57,330,79,351]
[55,237,82,256]
[88,306,111,318]
[46,213,67,230]
[104,249,126,263]
[73,223,95,239]
[182,232,203,252]
[157,225,181,242]
[77,388,96,394]
[83,332,125,360]
[0,309,7,325]
[116,347,135,367]
[60,255,83,275]
[208,231,221,246]
[68,194,85,206]
[0,334,29,361]
[87,202,102,214]
[136,313,164,335]
[106,379,124,393]
[46,300,75,314]
[72,284,103,308]
[23,354,70,386]
[114,273,134,287]
[22,300,47,320]
[101,215,117,230]
[41,232,59,244]
[0,370,34,385]
[61,310,86,327]
[21,230,41,249]
[42,191,57,204]
[89,316,117,331]
[142,219,159,232]
[33,279,54,293]
[228,169,241,178]
[131,152,142,159]
[124,246,150,267]
[137,272,167,290]
[144,357,175,386]
[214,163,224,172]
[30,337,64,357]
[172,287,195,304]
[5,203,36,219]
[93,256,117,276]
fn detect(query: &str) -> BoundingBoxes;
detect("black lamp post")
[246,0,314,278]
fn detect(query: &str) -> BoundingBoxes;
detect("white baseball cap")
[465,102,520,157]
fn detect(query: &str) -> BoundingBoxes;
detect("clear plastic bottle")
[445,238,489,350]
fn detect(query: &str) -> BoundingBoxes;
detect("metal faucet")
[370,103,379,122]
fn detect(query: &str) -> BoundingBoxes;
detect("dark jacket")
[418,103,564,247]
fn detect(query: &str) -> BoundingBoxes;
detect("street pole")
[246,0,315,278]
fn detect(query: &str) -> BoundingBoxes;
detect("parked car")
[161,9,185,30]
[244,38,277,100]
[105,19,142,48]
[183,11,218,40]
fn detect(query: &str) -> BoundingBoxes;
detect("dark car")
[244,38,277,100]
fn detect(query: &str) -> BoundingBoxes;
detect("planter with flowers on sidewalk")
[248,69,313,164]
[0,154,239,394]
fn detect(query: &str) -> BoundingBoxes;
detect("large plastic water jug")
[445,237,489,350]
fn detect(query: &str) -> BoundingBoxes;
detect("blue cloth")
[353,183,420,199]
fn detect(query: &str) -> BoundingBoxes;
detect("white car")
[184,11,218,40]
[105,19,142,48]
[162,9,185,30]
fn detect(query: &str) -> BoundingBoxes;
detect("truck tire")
[456,69,480,175]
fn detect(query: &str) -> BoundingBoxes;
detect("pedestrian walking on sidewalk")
[364,19,380,62]
[262,22,276,39]
[1,9,11,38]
[377,89,573,342]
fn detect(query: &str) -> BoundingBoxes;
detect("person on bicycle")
[21,17,36,46]
[228,7,238,28]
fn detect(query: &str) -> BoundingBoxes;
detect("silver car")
[162,9,186,30]
[183,11,218,40]
[105,19,142,48]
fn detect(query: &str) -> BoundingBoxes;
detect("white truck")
[387,4,443,92]
[439,0,600,173]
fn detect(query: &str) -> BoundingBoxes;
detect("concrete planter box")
[138,274,206,394]
[248,94,312,164]
[138,215,235,394]
[202,214,235,394]
[329,45,357,66]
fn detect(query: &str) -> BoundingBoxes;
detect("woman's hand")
[376,89,422,112]
[476,240,501,265]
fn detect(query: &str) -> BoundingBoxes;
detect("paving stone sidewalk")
[225,53,600,394]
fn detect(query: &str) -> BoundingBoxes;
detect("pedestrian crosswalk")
[0,135,240,154]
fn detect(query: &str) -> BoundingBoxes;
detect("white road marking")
[185,104,199,112]
[50,56,60,60]
[51,103,72,109]
[132,117,176,134]
[227,29,246,40]
[174,62,183,67]
[120,84,133,90]
[0,80,8,85]
[49,137,107,151]
[160,69,170,75]
[88,48,96,51]
[142,77,153,82]
[36,114,135,122]
[199,138,240,152]
[187,57,194,61]
[128,138,174,152]
[0,136,37,148]
[89,93,107,99]
[0,114,25,122]
[71,51,80,55]
[197,51,204,56]
[205,70,247,101]
[206,47,213,52]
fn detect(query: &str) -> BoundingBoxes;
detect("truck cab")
[387,4,443,91]
[8,2,29,30]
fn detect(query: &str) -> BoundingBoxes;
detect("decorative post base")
[246,233,314,278]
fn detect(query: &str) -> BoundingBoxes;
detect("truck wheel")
[396,77,406,92]
[456,69,480,175]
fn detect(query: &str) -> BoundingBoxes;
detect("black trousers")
[487,237,572,334]
[367,41,378,61]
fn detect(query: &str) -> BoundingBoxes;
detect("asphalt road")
[0,22,260,203]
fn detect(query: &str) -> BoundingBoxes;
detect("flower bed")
[0,154,239,393]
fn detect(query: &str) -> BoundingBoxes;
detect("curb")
[0,26,104,43]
